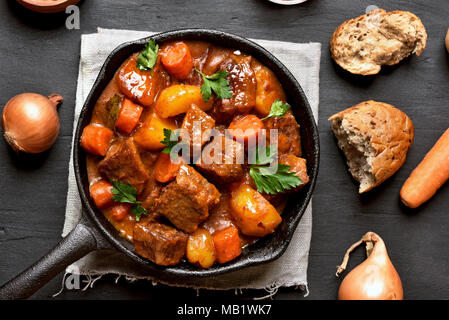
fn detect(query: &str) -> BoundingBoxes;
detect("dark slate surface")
[0,0,448,300]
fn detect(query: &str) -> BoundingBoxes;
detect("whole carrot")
[400,128,449,208]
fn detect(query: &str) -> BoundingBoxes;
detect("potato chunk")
[133,113,177,150]
[187,228,216,268]
[154,85,213,118]
[230,184,282,237]
[254,65,286,117]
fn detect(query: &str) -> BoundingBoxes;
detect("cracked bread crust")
[330,9,427,75]
[329,100,414,193]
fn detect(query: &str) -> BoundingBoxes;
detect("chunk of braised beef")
[196,134,245,184]
[278,153,309,190]
[202,46,231,75]
[263,111,302,156]
[135,147,162,211]
[210,54,257,124]
[154,165,221,233]
[140,172,162,212]
[180,105,216,153]
[262,154,309,206]
[224,55,257,114]
[137,147,159,169]
[98,138,150,194]
[134,221,187,266]
[210,98,236,125]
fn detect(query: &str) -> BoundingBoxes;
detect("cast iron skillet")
[0,29,319,299]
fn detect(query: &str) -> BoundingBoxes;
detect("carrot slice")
[161,42,194,80]
[213,226,242,264]
[228,114,264,142]
[115,98,143,134]
[111,203,131,221]
[154,152,182,183]
[80,124,113,156]
[400,128,449,208]
[90,180,115,209]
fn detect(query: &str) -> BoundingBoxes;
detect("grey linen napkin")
[63,28,320,293]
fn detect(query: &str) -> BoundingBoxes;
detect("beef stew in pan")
[80,39,309,268]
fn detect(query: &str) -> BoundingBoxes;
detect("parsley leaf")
[195,69,232,102]
[261,100,291,121]
[160,128,188,160]
[110,180,147,221]
[136,39,159,71]
[250,145,277,166]
[161,128,180,154]
[249,146,303,195]
[131,205,147,222]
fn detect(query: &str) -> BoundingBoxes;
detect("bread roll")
[330,9,427,75]
[329,101,414,193]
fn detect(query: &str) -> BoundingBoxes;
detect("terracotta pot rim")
[16,0,80,13]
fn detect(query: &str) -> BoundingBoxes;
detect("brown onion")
[446,29,449,53]
[336,232,403,300]
[2,93,62,153]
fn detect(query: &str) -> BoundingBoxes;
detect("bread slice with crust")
[329,101,414,193]
[330,9,427,75]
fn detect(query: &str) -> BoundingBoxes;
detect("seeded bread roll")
[330,9,427,75]
[329,101,414,193]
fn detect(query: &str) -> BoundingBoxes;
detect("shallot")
[336,232,403,300]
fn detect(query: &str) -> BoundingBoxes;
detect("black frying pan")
[0,29,319,299]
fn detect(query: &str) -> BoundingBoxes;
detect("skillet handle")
[0,223,98,300]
